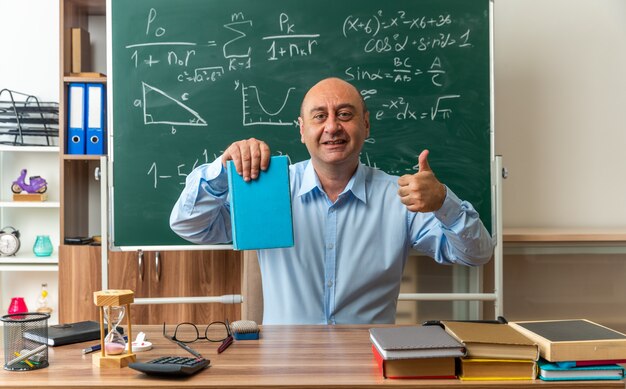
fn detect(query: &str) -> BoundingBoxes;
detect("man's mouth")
[322,140,347,145]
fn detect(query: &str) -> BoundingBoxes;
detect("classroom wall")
[0,0,59,101]
[494,0,626,228]
[0,0,60,322]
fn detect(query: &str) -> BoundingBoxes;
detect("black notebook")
[23,320,123,347]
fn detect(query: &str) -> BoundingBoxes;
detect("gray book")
[369,325,466,360]
[23,321,123,347]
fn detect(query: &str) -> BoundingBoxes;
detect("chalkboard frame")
[106,0,497,251]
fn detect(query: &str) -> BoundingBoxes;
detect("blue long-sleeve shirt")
[170,158,493,324]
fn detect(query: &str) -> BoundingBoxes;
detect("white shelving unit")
[0,145,59,323]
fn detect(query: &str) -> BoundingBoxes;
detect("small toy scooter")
[11,169,47,194]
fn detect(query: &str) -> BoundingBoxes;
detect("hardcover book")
[371,345,456,379]
[509,319,626,362]
[538,359,625,381]
[23,320,122,347]
[227,155,294,250]
[441,321,539,360]
[458,358,537,381]
[369,325,465,360]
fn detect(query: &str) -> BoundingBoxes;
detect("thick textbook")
[371,345,456,379]
[23,320,121,347]
[538,359,624,381]
[441,321,539,360]
[458,358,537,381]
[369,325,465,360]
[509,319,626,362]
[227,155,293,250]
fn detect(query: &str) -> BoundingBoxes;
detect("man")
[170,77,493,324]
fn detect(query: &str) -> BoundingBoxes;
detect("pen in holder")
[1,312,50,371]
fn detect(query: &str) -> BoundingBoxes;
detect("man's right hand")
[221,138,271,181]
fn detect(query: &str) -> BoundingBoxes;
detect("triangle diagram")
[142,82,207,126]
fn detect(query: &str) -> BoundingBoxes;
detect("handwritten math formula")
[109,0,493,244]
[111,1,489,189]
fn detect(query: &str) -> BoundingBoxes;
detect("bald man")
[170,77,493,324]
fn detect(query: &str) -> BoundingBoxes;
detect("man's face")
[298,78,370,170]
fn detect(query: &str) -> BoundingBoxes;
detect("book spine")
[508,323,553,361]
[226,161,238,249]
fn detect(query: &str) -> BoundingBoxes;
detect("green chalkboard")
[110,0,492,247]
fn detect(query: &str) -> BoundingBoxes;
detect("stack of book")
[441,321,539,381]
[509,319,626,381]
[369,325,465,379]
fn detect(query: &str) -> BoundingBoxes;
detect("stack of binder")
[67,83,106,155]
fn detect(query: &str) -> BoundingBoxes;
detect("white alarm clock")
[0,226,20,256]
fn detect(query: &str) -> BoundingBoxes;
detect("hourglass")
[92,290,136,368]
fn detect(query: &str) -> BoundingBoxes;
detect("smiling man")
[170,77,493,325]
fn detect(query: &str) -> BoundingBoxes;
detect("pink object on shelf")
[8,297,28,315]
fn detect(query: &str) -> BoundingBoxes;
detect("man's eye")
[338,111,354,120]
[313,113,327,120]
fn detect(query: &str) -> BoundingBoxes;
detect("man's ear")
[298,117,305,143]
[364,111,371,138]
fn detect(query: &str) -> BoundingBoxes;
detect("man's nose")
[324,114,341,133]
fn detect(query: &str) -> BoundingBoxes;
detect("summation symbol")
[241,83,296,126]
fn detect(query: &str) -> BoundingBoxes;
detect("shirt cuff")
[184,157,228,199]
[433,186,463,228]
[202,158,229,195]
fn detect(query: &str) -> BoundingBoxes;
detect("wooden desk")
[1,325,623,388]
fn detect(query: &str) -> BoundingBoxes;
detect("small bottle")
[36,283,53,314]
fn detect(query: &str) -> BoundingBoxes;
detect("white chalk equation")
[146,149,214,189]
[264,13,320,60]
[343,10,452,38]
[375,94,461,121]
[146,150,292,188]
[342,10,472,53]
[125,9,323,133]
[346,56,448,86]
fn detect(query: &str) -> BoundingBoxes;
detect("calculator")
[129,356,210,377]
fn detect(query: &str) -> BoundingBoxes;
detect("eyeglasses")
[164,321,231,343]
[163,321,234,355]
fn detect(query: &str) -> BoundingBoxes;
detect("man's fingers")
[222,138,270,182]
[417,149,432,172]
[397,174,411,187]
[259,141,271,172]
[222,144,241,173]
[249,139,271,179]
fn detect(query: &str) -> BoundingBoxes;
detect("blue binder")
[86,83,106,155]
[67,83,86,154]
[227,156,294,250]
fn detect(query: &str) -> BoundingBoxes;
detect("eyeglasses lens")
[207,322,229,342]
[174,323,199,343]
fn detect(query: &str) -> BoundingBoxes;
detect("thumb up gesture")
[397,150,447,213]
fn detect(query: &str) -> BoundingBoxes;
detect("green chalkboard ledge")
[504,228,626,243]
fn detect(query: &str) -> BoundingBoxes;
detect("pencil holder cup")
[0,312,50,371]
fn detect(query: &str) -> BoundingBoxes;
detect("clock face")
[0,233,19,256]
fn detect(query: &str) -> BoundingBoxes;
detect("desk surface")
[1,325,624,389]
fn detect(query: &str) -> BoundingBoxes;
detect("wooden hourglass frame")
[92,290,136,368]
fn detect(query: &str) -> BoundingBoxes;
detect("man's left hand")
[397,150,447,213]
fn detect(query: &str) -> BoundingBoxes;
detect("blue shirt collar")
[297,160,367,204]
